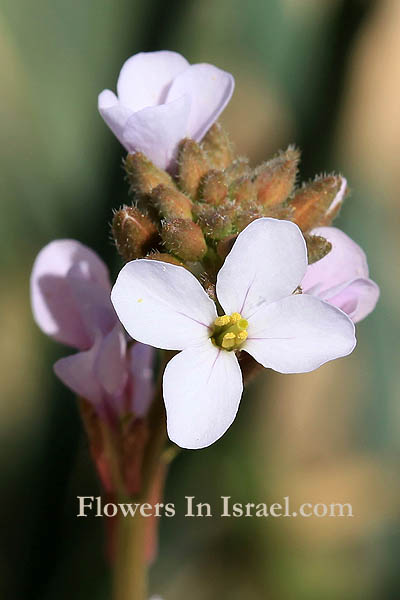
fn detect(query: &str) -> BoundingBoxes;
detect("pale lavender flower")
[98,50,234,170]
[302,227,379,323]
[111,218,356,450]
[30,239,154,419]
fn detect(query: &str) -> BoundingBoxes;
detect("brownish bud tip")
[229,176,256,207]
[217,234,238,261]
[201,122,234,169]
[200,170,228,206]
[145,252,184,267]
[290,175,347,231]
[125,152,173,196]
[161,218,207,262]
[195,205,234,240]
[304,234,332,264]
[254,146,299,211]
[224,157,251,183]
[112,206,158,261]
[151,184,193,220]
[177,139,210,198]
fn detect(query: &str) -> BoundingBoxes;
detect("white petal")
[122,96,191,169]
[244,294,356,373]
[98,90,134,149]
[216,218,307,318]
[163,341,243,449]
[166,63,234,140]
[117,51,189,111]
[111,260,217,350]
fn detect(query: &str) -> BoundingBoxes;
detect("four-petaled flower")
[98,50,234,171]
[302,226,379,323]
[111,218,356,450]
[30,239,154,420]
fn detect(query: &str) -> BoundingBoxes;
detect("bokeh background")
[1,0,399,598]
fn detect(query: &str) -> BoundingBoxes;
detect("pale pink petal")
[302,226,369,293]
[111,260,217,350]
[302,226,379,322]
[216,218,307,318]
[166,63,234,140]
[244,294,356,373]
[98,90,134,148]
[128,343,155,417]
[117,51,189,111]
[31,240,112,349]
[327,278,379,323]
[122,96,191,169]
[163,341,243,449]
[94,325,128,395]
[54,337,103,404]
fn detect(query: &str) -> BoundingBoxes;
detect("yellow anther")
[221,332,236,349]
[236,330,248,342]
[211,311,249,351]
[230,312,241,323]
[214,315,231,327]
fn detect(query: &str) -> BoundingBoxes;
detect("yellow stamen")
[211,312,249,351]
[214,315,231,327]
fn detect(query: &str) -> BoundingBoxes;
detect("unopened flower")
[30,239,154,418]
[98,50,234,170]
[302,227,379,323]
[111,218,356,450]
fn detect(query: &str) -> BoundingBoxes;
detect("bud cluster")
[111,122,347,284]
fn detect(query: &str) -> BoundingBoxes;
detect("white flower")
[98,50,234,170]
[111,218,356,450]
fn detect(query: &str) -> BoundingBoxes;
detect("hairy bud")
[178,139,210,198]
[304,234,332,264]
[146,252,184,266]
[254,147,299,211]
[151,184,193,220]
[161,219,207,262]
[229,176,256,207]
[290,175,347,231]
[125,152,173,195]
[200,170,228,206]
[201,122,234,169]
[224,157,251,183]
[112,206,158,261]
[195,205,234,240]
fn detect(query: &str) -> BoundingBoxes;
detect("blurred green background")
[1,0,399,598]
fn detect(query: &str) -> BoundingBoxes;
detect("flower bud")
[304,234,332,264]
[145,252,184,267]
[195,205,234,240]
[151,184,193,220]
[200,170,228,206]
[224,157,251,183]
[161,218,207,262]
[178,139,210,198]
[217,234,237,261]
[125,152,173,195]
[254,146,299,211]
[112,206,158,261]
[229,176,256,207]
[290,175,347,231]
[201,122,234,169]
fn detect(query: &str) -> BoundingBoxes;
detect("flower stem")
[113,510,148,600]
[112,351,170,600]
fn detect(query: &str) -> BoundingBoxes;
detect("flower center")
[211,312,249,351]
